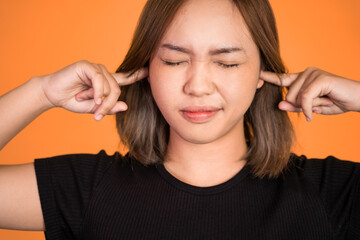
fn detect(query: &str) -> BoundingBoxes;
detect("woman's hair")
[115,0,295,179]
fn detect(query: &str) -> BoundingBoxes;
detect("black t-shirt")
[34,150,360,239]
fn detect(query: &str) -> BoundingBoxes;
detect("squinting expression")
[148,0,264,144]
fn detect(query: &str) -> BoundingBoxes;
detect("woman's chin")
[170,127,229,145]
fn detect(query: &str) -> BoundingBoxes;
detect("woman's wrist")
[28,75,56,112]
[348,79,360,112]
[356,80,360,112]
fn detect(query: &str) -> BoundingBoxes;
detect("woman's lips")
[180,107,221,123]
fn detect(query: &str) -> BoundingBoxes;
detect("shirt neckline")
[155,161,250,195]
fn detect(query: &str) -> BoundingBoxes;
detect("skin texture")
[260,68,360,120]
[148,0,264,186]
[0,0,359,232]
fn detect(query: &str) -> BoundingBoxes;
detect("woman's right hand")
[39,60,148,121]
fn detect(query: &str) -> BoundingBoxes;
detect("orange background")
[0,0,359,239]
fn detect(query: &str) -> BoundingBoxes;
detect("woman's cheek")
[149,69,180,107]
[220,72,259,106]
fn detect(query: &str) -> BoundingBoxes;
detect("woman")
[0,0,359,239]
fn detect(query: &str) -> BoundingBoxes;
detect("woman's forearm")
[0,76,54,151]
[0,61,145,152]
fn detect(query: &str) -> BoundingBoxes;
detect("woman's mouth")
[180,106,221,123]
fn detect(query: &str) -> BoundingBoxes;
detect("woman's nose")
[183,61,215,97]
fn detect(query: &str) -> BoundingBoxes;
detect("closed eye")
[216,62,239,68]
[161,60,239,69]
[162,60,184,66]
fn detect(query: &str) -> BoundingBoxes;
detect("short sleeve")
[34,150,118,240]
[297,155,360,239]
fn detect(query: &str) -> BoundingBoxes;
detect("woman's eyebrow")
[160,43,243,55]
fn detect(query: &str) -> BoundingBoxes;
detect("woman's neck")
[163,123,248,187]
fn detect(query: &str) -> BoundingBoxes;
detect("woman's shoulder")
[34,149,129,191]
[34,149,155,182]
[289,153,360,175]
[286,153,360,195]
[34,149,132,168]
[286,154,360,236]
[33,149,135,238]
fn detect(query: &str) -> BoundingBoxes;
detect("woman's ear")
[257,79,264,89]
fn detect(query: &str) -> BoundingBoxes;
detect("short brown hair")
[115,0,295,179]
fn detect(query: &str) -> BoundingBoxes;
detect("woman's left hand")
[260,67,360,121]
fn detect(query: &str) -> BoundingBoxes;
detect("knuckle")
[100,102,113,115]
[76,60,90,69]
[92,62,101,70]
[110,89,121,100]
[104,87,111,96]
[109,76,121,89]
[295,95,303,107]
[300,91,311,103]
[313,69,324,78]
[98,63,106,69]
[94,71,104,79]
[305,66,317,72]
[320,75,332,83]
[285,94,291,102]
[79,59,90,65]
[285,91,296,103]
[127,71,137,79]
[113,86,121,96]
[306,70,317,82]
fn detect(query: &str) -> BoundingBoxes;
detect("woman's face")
[148,0,263,144]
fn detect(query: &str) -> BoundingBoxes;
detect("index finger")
[260,71,299,87]
[112,67,149,86]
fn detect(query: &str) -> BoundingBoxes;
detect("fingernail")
[121,104,128,111]
[95,114,103,121]
[96,98,102,104]
[306,116,311,122]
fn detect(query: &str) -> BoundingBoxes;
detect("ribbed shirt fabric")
[34,150,360,240]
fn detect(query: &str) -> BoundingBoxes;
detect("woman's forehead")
[160,0,254,53]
